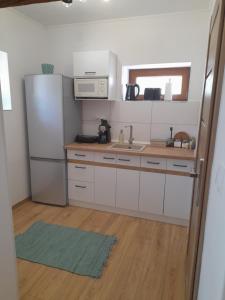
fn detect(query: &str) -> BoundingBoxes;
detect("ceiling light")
[62,0,73,8]
[103,0,111,2]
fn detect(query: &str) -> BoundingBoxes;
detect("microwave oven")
[74,77,108,100]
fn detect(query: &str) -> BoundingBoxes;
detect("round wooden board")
[174,131,190,141]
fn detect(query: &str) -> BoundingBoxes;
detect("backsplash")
[81,101,201,144]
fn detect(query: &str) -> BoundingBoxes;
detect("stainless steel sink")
[110,143,146,152]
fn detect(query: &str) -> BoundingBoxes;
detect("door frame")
[190,2,225,298]
[0,86,18,299]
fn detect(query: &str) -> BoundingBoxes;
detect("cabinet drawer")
[141,156,166,170]
[95,152,117,164]
[67,150,94,161]
[116,154,140,167]
[68,180,93,203]
[167,160,194,173]
[68,163,94,182]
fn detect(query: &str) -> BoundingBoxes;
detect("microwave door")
[75,80,95,98]
[75,78,108,99]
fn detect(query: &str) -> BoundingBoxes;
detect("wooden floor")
[13,201,188,300]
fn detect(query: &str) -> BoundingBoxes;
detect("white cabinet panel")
[141,156,166,170]
[116,154,140,167]
[164,175,193,220]
[68,180,94,203]
[68,163,94,182]
[116,169,139,210]
[94,166,116,207]
[139,172,165,215]
[167,159,194,173]
[95,152,117,164]
[73,50,110,77]
[67,150,94,161]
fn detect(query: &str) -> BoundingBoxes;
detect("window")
[129,67,190,101]
[0,51,12,110]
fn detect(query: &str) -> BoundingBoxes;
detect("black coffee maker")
[125,84,140,100]
[98,119,111,144]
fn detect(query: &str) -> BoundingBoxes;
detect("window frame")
[129,67,191,101]
[0,51,12,111]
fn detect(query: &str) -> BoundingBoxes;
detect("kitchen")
[0,0,225,300]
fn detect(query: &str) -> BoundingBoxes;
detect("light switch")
[215,164,225,194]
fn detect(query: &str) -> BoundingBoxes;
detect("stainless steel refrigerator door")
[30,158,67,206]
[25,75,65,160]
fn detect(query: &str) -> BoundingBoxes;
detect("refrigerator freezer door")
[25,75,65,160]
[30,158,67,206]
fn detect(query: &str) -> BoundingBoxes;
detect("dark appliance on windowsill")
[144,88,161,100]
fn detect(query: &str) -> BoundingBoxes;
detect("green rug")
[15,221,117,278]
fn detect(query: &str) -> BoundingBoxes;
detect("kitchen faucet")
[125,125,134,146]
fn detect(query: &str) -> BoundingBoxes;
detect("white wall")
[198,69,225,299]
[47,10,209,101]
[0,89,18,299]
[0,9,48,205]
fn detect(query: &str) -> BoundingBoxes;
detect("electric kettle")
[125,84,140,100]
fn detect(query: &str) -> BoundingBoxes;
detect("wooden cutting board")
[174,131,190,141]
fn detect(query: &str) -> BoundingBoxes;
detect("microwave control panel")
[98,79,108,97]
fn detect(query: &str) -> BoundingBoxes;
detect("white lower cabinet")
[139,172,165,215]
[94,166,116,207]
[116,169,140,211]
[68,180,94,203]
[67,151,194,224]
[164,174,193,220]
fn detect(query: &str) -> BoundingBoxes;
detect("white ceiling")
[15,0,210,26]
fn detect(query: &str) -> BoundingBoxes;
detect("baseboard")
[12,197,31,209]
[69,200,189,227]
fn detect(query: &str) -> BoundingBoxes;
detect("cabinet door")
[94,166,116,207]
[73,51,109,77]
[116,169,139,211]
[139,172,165,215]
[164,175,193,220]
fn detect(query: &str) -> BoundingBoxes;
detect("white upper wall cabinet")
[73,50,117,78]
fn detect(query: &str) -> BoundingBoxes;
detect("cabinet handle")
[147,161,160,165]
[173,164,188,168]
[85,71,96,75]
[103,157,115,160]
[75,154,86,157]
[75,185,87,189]
[118,158,131,162]
[75,166,86,169]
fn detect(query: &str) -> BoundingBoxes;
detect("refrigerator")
[25,74,81,206]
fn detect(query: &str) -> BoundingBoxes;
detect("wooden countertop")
[65,143,196,161]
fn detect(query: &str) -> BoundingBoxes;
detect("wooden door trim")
[191,2,225,299]
[0,0,59,8]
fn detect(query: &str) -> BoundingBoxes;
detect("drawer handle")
[147,161,160,165]
[85,71,96,75]
[75,154,86,157]
[118,158,131,162]
[75,166,86,169]
[75,185,87,189]
[173,164,188,168]
[103,157,115,160]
